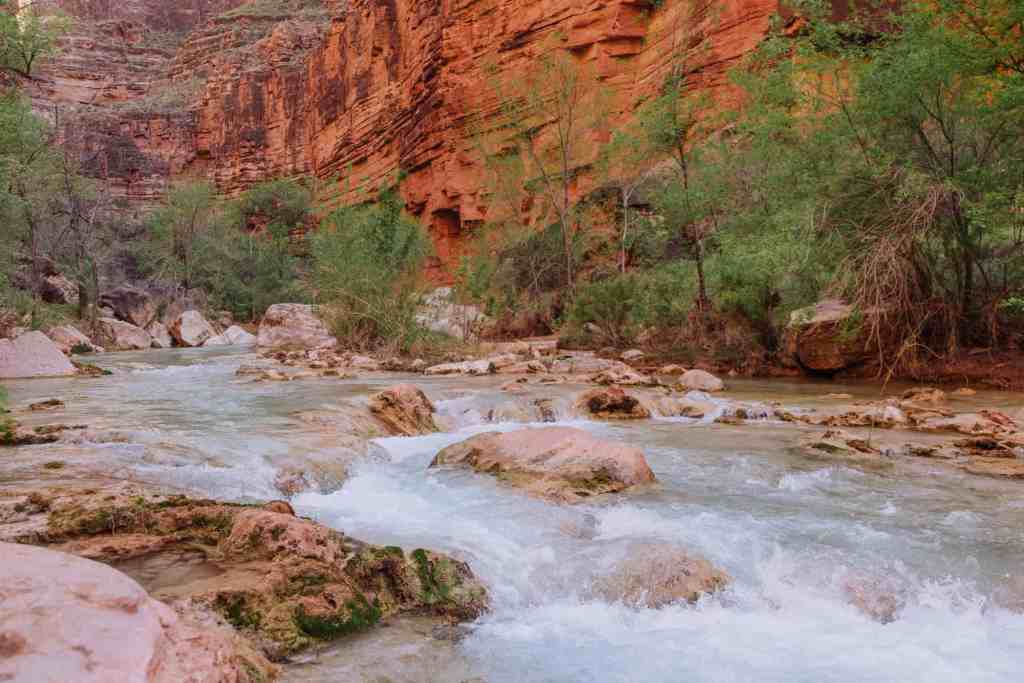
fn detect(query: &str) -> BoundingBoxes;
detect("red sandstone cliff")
[29,0,780,273]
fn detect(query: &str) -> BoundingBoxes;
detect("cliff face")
[34,0,779,273]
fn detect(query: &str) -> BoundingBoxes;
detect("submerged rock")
[0,331,78,379]
[369,384,438,436]
[0,542,275,683]
[257,303,337,350]
[431,427,656,503]
[841,575,906,624]
[575,387,651,420]
[592,543,730,608]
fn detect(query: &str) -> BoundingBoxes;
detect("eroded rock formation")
[32,0,780,276]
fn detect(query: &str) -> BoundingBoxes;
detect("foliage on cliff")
[462,0,1023,373]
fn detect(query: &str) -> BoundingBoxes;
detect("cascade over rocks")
[431,427,657,503]
[0,331,78,379]
[169,310,216,347]
[257,304,337,350]
[592,543,731,608]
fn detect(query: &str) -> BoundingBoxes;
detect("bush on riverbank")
[311,187,433,353]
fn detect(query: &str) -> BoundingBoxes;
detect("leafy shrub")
[311,188,430,352]
[565,275,643,347]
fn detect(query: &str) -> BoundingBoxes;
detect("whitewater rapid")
[5,348,1024,682]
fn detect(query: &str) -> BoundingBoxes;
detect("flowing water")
[5,349,1024,682]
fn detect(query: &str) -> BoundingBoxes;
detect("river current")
[5,347,1024,682]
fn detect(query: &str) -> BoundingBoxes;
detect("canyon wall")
[32,0,780,274]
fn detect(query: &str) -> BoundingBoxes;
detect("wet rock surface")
[431,427,657,503]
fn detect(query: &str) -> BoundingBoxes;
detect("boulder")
[144,322,171,349]
[257,303,337,349]
[901,387,946,404]
[369,384,438,436]
[798,429,892,467]
[47,325,102,354]
[621,349,645,363]
[0,542,275,683]
[416,286,489,340]
[349,354,383,371]
[169,310,215,348]
[592,543,730,608]
[424,359,496,376]
[40,274,79,305]
[0,331,77,379]
[204,325,257,347]
[576,387,651,420]
[98,318,153,351]
[658,364,687,376]
[100,285,157,328]
[431,427,656,502]
[788,299,869,373]
[841,575,906,624]
[678,369,725,392]
[592,364,655,387]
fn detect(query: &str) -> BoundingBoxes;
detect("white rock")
[98,318,153,351]
[47,325,102,354]
[204,325,257,347]
[678,369,725,392]
[257,303,337,349]
[0,542,273,683]
[0,331,78,378]
[424,359,496,376]
[169,310,215,348]
[621,349,645,363]
[146,322,173,349]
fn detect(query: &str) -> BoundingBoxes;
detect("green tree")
[142,181,225,292]
[0,0,69,78]
[311,187,430,351]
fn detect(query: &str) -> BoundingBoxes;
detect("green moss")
[217,595,263,631]
[294,595,382,640]
[411,549,453,605]
[42,460,65,470]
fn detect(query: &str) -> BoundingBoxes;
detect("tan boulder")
[169,310,216,347]
[658,364,687,376]
[369,384,438,436]
[424,359,495,376]
[593,543,730,608]
[145,322,173,349]
[204,325,257,347]
[621,349,645,363]
[98,317,153,351]
[0,542,275,683]
[592,363,655,387]
[257,303,337,349]
[901,387,946,404]
[678,369,725,392]
[576,387,651,420]
[787,299,870,373]
[100,284,157,328]
[431,427,656,502]
[47,325,102,354]
[798,429,892,467]
[0,331,77,379]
